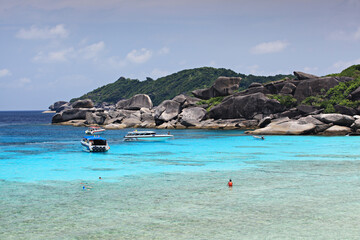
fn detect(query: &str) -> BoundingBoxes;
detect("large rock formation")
[172,94,200,108]
[116,94,153,110]
[178,107,207,127]
[154,100,181,122]
[249,119,316,135]
[293,71,319,80]
[208,93,285,119]
[348,86,360,101]
[50,68,360,135]
[72,99,94,108]
[322,125,352,136]
[293,77,353,102]
[312,113,354,127]
[52,108,94,123]
[192,76,241,100]
[85,111,107,125]
[49,101,68,111]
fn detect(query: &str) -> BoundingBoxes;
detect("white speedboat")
[124,130,173,141]
[253,135,265,140]
[81,136,110,152]
[85,126,105,135]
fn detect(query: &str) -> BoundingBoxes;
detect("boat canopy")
[126,131,156,136]
[83,136,107,141]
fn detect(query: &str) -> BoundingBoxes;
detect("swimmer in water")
[228,179,233,187]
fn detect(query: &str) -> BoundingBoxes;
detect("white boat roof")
[127,131,155,134]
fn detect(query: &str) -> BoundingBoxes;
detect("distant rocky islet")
[50,69,360,136]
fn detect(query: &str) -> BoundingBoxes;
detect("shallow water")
[1,112,360,239]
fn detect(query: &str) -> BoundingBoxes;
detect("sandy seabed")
[1,159,360,240]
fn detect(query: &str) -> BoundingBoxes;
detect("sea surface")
[1,111,360,239]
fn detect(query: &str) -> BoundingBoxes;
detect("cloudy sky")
[1,0,360,110]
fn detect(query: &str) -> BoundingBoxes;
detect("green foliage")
[71,67,291,106]
[71,67,241,105]
[268,94,297,108]
[197,96,225,112]
[301,71,360,113]
[337,64,360,78]
[302,96,323,107]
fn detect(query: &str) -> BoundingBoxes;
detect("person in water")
[228,179,233,187]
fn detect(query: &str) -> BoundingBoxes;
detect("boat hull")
[124,135,173,142]
[81,141,109,152]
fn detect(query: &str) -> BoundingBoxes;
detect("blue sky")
[1,0,360,110]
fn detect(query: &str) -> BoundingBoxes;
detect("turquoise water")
[1,112,360,239]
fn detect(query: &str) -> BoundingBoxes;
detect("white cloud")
[331,26,360,41]
[332,58,360,71]
[33,48,74,62]
[19,77,31,85]
[2,77,32,89]
[32,41,105,63]
[126,48,152,63]
[16,24,69,40]
[158,47,170,55]
[0,69,11,78]
[78,41,105,60]
[251,40,289,54]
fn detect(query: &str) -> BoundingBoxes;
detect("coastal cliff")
[50,65,360,135]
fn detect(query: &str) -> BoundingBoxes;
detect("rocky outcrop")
[237,85,270,96]
[56,103,72,113]
[116,94,153,110]
[52,108,94,123]
[154,100,181,122]
[248,82,263,88]
[192,76,241,100]
[294,77,338,102]
[296,105,322,115]
[208,93,284,119]
[348,86,360,101]
[334,105,357,116]
[249,119,316,135]
[50,68,360,135]
[213,77,241,96]
[85,111,107,125]
[293,71,319,80]
[172,94,200,108]
[72,99,94,108]
[312,113,354,127]
[280,82,296,94]
[293,77,353,102]
[49,101,68,111]
[258,116,271,128]
[321,125,351,136]
[178,107,206,127]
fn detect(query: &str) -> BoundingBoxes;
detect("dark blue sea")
[1,111,360,239]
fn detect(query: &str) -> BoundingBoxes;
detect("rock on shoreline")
[50,71,360,135]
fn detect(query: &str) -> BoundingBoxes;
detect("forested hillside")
[71,67,292,106]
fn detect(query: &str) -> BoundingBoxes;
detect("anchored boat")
[124,130,173,141]
[253,135,265,140]
[85,126,105,135]
[81,136,110,152]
